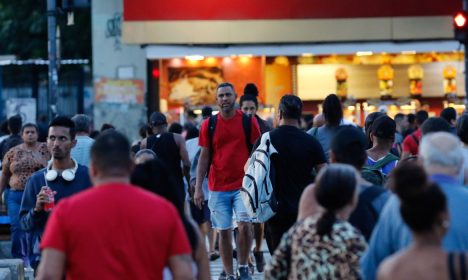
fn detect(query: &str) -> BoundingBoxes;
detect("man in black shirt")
[262,95,326,253]
[0,115,23,161]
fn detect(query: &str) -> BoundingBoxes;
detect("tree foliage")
[0,0,91,60]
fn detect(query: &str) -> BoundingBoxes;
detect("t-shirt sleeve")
[401,135,414,154]
[198,118,210,148]
[250,116,261,144]
[168,205,191,257]
[40,200,68,252]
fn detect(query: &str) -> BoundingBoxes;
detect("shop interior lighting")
[239,54,253,58]
[401,50,417,55]
[356,51,373,56]
[185,55,204,61]
[302,53,313,57]
[193,110,202,115]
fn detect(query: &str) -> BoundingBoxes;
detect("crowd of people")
[0,81,466,280]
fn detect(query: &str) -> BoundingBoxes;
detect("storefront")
[123,0,463,124]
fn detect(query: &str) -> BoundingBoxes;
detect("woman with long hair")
[265,164,366,279]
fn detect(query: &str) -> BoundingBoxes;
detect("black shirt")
[257,125,326,217]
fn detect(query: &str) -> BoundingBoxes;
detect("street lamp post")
[47,0,58,119]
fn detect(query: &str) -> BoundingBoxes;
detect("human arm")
[0,150,12,195]
[191,220,210,280]
[168,254,194,280]
[140,138,147,149]
[36,249,66,280]
[194,147,210,209]
[174,134,191,187]
[20,178,49,232]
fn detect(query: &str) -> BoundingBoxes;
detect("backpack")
[361,153,399,186]
[240,132,278,222]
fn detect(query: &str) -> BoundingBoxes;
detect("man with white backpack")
[250,95,326,253]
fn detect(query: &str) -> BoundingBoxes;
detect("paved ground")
[209,241,271,279]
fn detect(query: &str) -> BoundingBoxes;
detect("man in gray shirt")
[71,114,94,167]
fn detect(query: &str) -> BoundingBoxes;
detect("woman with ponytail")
[265,164,366,280]
[240,83,272,134]
[378,161,467,280]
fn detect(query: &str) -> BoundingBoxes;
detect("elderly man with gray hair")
[361,132,468,280]
[71,114,94,167]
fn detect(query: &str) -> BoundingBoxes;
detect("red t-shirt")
[402,129,422,156]
[199,110,261,191]
[41,183,191,280]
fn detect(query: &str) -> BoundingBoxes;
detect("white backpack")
[241,132,278,223]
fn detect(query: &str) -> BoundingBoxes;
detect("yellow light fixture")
[185,55,204,61]
[356,51,373,56]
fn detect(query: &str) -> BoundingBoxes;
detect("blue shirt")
[19,165,92,266]
[361,174,468,280]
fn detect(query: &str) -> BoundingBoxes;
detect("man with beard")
[20,116,92,269]
[194,82,261,280]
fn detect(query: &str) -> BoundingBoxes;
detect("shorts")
[208,190,251,230]
[190,200,210,225]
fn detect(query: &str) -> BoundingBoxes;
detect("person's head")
[394,113,409,133]
[100,123,115,132]
[456,114,468,145]
[138,125,149,139]
[421,117,451,136]
[419,132,464,177]
[134,149,157,165]
[240,83,259,116]
[0,121,9,136]
[278,94,303,124]
[168,122,182,134]
[48,116,77,160]
[322,94,343,127]
[71,114,92,135]
[364,112,385,143]
[185,126,199,140]
[312,113,325,128]
[415,110,429,127]
[329,126,368,170]
[407,113,416,128]
[370,115,396,147]
[90,130,133,182]
[149,111,168,133]
[90,130,100,139]
[440,107,457,126]
[201,106,213,119]
[8,115,22,135]
[216,82,237,115]
[390,161,448,239]
[314,164,359,237]
[21,123,39,145]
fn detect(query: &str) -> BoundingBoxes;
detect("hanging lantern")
[443,65,457,98]
[335,67,348,98]
[377,65,394,99]
[408,64,424,97]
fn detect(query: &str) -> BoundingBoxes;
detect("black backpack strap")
[372,153,399,170]
[242,113,253,153]
[460,253,466,280]
[207,115,217,174]
[411,133,419,145]
[449,252,457,280]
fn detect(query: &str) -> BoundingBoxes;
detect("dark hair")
[407,113,416,125]
[322,94,343,127]
[71,114,91,133]
[217,82,235,92]
[49,116,76,140]
[91,130,132,174]
[457,114,468,144]
[240,94,259,109]
[185,126,199,140]
[8,115,22,135]
[314,164,357,237]
[90,130,100,139]
[279,94,303,120]
[168,122,183,134]
[390,161,447,233]
[201,106,213,119]
[138,125,148,139]
[371,115,396,141]
[415,110,429,126]
[21,123,38,135]
[440,107,456,123]
[421,117,451,135]
[130,159,197,250]
[0,121,9,135]
[331,126,368,170]
[100,123,115,132]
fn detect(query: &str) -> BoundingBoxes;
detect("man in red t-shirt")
[401,110,428,159]
[37,131,193,280]
[194,82,261,280]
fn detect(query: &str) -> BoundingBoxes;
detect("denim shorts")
[208,190,251,230]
